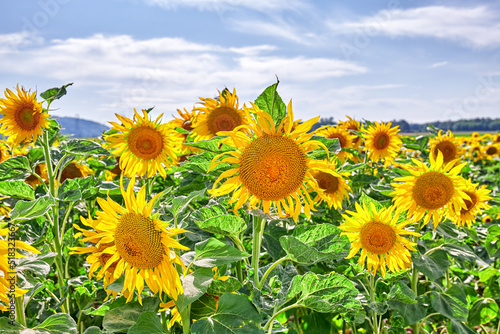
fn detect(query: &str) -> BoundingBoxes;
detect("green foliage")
[254,79,287,127]
[193,238,250,267]
[40,83,73,103]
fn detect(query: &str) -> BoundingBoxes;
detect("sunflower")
[168,108,198,138]
[0,142,10,163]
[339,203,420,277]
[391,152,469,229]
[448,179,491,228]
[315,125,355,163]
[1,227,40,312]
[338,116,364,148]
[70,177,189,303]
[208,102,335,221]
[105,109,180,178]
[0,85,50,145]
[484,144,499,160]
[60,162,93,183]
[467,144,483,162]
[311,161,351,209]
[191,89,247,141]
[429,130,463,164]
[25,164,48,188]
[363,121,402,165]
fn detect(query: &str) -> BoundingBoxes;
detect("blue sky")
[1,0,500,126]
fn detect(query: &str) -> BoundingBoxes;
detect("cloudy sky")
[1,0,500,126]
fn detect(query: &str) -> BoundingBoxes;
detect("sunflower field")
[0,82,499,334]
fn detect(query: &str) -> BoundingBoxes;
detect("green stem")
[179,305,191,334]
[412,223,422,334]
[496,319,499,334]
[263,303,301,332]
[257,256,289,290]
[161,310,169,332]
[251,217,266,285]
[76,310,83,334]
[14,295,26,327]
[445,269,451,290]
[235,260,244,284]
[369,274,379,334]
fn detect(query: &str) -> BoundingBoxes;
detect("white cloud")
[328,6,500,48]
[141,0,307,12]
[429,61,448,68]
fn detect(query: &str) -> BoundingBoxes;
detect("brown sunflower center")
[433,140,457,163]
[347,125,361,144]
[127,126,164,160]
[314,171,339,194]
[484,216,492,223]
[360,222,397,255]
[327,133,347,148]
[60,163,83,183]
[182,120,193,131]
[460,191,477,215]
[486,146,498,155]
[239,135,307,201]
[15,107,40,131]
[373,132,390,150]
[412,171,454,210]
[114,213,164,269]
[207,106,242,135]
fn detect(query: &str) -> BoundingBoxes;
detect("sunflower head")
[363,121,402,165]
[191,88,247,141]
[315,125,355,162]
[448,179,491,228]
[339,203,420,277]
[484,144,499,159]
[60,162,93,183]
[0,85,50,145]
[429,130,463,164]
[311,160,351,209]
[105,109,181,178]
[338,115,364,148]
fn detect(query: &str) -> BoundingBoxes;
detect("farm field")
[0,83,499,334]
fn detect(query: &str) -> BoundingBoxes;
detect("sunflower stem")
[257,256,289,290]
[411,223,421,334]
[251,216,266,286]
[368,274,379,334]
[14,295,26,327]
[263,303,301,332]
[179,305,191,334]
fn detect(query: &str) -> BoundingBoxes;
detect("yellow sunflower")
[315,125,355,163]
[105,109,180,178]
[337,115,364,148]
[168,108,198,137]
[0,85,50,145]
[59,162,93,183]
[311,161,351,209]
[1,227,40,312]
[70,177,189,303]
[191,89,247,141]
[339,203,420,277]
[391,152,469,229]
[429,130,463,164]
[484,144,499,160]
[467,144,483,162]
[208,102,335,221]
[0,142,11,163]
[448,179,491,228]
[363,121,402,165]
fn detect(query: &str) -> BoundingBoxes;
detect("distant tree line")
[311,117,500,133]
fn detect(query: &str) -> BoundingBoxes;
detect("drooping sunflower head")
[448,179,491,228]
[338,115,364,148]
[0,85,50,145]
[315,125,355,162]
[311,160,351,209]
[208,101,332,221]
[429,130,463,165]
[391,151,469,229]
[71,176,189,303]
[339,203,420,277]
[105,109,181,178]
[60,162,93,183]
[191,88,247,141]
[363,121,402,165]
[25,163,48,188]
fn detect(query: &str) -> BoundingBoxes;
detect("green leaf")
[442,242,480,263]
[75,175,99,200]
[58,179,82,202]
[167,189,205,218]
[350,174,381,188]
[485,225,500,258]
[32,313,77,334]
[389,296,428,325]
[0,156,31,181]
[176,267,214,310]
[448,320,476,334]
[127,312,166,334]
[301,312,332,334]
[467,298,498,326]
[193,201,246,237]
[254,80,287,127]
[10,195,55,222]
[191,293,262,334]
[193,238,250,267]
[183,137,233,154]
[63,139,109,157]
[83,326,102,334]
[279,224,350,265]
[412,249,449,281]
[309,136,341,160]
[102,297,160,333]
[430,287,468,322]
[0,318,24,332]
[40,83,73,102]
[206,276,242,296]
[387,281,417,304]
[287,272,362,317]
[0,180,35,200]
[190,294,219,320]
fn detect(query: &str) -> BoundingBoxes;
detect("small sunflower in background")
[337,115,364,149]
[363,121,402,165]
[59,162,93,183]
[168,108,198,138]
[467,144,483,162]
[191,88,247,141]
[71,177,189,303]
[483,143,499,160]
[25,163,48,188]
[339,203,420,277]
[391,151,469,229]
[105,109,180,178]
[311,161,351,210]
[0,85,50,146]
[209,102,335,221]
[448,179,491,228]
[315,125,356,163]
[429,130,463,164]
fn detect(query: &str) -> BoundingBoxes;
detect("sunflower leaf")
[183,136,233,153]
[0,156,31,181]
[127,312,166,334]
[193,238,250,267]
[389,296,428,326]
[102,297,160,333]
[430,287,468,322]
[485,225,500,258]
[176,267,214,310]
[40,83,73,102]
[468,298,499,326]
[309,135,341,160]
[10,195,55,222]
[387,281,417,304]
[32,313,77,334]
[254,79,286,127]
[82,327,102,334]
[192,200,246,237]
[58,179,82,202]
[279,224,350,265]
[62,139,110,157]
[0,180,35,200]
[412,248,449,281]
